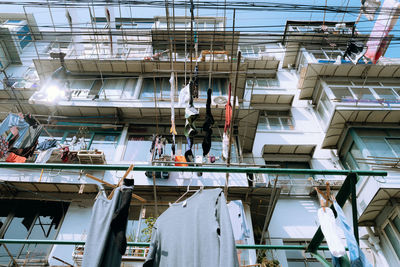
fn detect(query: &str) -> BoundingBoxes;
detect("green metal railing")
[0,163,388,176]
[0,239,332,251]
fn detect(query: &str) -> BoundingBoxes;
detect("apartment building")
[0,7,399,267]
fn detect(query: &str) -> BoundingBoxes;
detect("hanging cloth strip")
[332,201,373,267]
[224,83,232,134]
[169,73,177,157]
[364,0,400,63]
[202,88,214,156]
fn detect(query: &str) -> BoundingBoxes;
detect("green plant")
[140,217,156,242]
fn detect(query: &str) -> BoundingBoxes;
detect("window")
[382,210,400,260]
[317,91,333,123]
[259,111,294,130]
[89,134,119,162]
[100,78,137,100]
[246,78,280,89]
[326,81,400,103]
[123,136,154,162]
[140,77,227,99]
[0,200,68,265]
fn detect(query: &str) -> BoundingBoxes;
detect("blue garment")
[0,114,30,147]
[332,201,372,267]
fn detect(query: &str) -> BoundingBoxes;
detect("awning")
[250,92,294,106]
[322,107,400,149]
[263,144,316,160]
[298,63,400,100]
[359,188,400,226]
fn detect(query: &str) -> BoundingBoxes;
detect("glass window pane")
[394,216,400,234]
[384,224,400,259]
[374,88,398,101]
[268,118,281,130]
[387,139,400,157]
[123,136,152,162]
[2,216,32,262]
[89,134,119,162]
[141,78,160,98]
[362,137,396,158]
[102,79,127,100]
[351,88,376,101]
[331,87,354,100]
[20,215,59,260]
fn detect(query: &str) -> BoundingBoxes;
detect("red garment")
[6,152,26,163]
[224,83,232,133]
[175,155,188,167]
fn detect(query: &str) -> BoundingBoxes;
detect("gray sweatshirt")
[143,188,239,267]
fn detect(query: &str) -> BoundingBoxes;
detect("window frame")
[258,111,294,131]
[381,207,400,261]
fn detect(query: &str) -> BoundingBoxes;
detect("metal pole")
[350,173,359,244]
[0,163,387,176]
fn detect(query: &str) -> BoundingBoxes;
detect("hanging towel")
[178,83,190,108]
[224,83,232,133]
[0,114,30,147]
[82,186,133,267]
[143,189,239,267]
[317,207,346,257]
[222,132,229,160]
[202,88,214,156]
[35,147,57,163]
[332,201,373,267]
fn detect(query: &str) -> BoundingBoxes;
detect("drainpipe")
[366,227,389,267]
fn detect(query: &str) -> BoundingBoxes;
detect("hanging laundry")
[185,136,194,162]
[82,185,133,267]
[35,147,57,163]
[184,81,199,138]
[37,139,57,151]
[0,113,30,147]
[227,200,251,242]
[343,40,367,64]
[175,155,188,167]
[202,88,215,157]
[0,136,9,159]
[61,147,70,162]
[317,207,346,257]
[365,0,400,63]
[144,188,239,267]
[14,125,43,149]
[361,0,381,21]
[222,132,229,160]
[169,73,177,157]
[178,83,190,107]
[224,83,232,133]
[332,201,373,267]
[5,152,26,163]
[23,113,38,127]
[193,65,199,98]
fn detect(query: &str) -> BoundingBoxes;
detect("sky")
[1,0,399,57]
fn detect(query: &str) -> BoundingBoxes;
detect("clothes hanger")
[315,182,332,212]
[85,164,146,202]
[173,177,204,206]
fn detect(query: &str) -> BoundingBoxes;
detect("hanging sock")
[332,201,373,267]
[202,88,214,156]
[317,207,346,258]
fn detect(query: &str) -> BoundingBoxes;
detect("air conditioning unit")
[211,95,239,107]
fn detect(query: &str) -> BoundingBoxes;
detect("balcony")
[245,78,294,108]
[309,80,400,149]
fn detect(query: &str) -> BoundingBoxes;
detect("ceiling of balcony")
[322,108,400,149]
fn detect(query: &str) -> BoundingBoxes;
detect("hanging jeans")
[332,201,372,267]
[0,114,29,147]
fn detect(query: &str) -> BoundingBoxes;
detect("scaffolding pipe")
[0,163,387,176]
[0,239,333,250]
